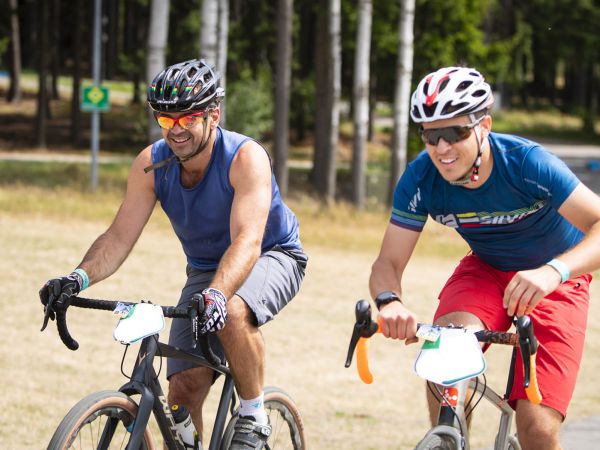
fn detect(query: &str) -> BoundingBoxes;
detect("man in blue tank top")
[39,59,307,450]
[369,67,600,450]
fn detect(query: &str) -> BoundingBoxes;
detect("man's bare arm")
[210,141,272,299]
[369,224,421,300]
[78,146,157,286]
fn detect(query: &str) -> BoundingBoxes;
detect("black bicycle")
[41,295,306,450]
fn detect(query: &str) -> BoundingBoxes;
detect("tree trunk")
[312,0,329,192]
[7,0,22,103]
[389,0,415,204]
[274,0,293,196]
[106,0,119,80]
[368,69,376,142]
[146,0,170,142]
[217,0,229,125]
[324,0,341,203]
[50,0,60,99]
[71,0,83,147]
[351,0,372,209]
[200,0,219,64]
[36,0,50,148]
[582,53,598,133]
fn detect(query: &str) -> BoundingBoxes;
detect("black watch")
[375,291,402,311]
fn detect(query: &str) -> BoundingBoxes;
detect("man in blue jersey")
[39,59,307,450]
[369,66,600,450]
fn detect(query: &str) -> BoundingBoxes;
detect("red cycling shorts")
[434,253,591,418]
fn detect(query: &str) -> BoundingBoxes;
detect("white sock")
[239,392,268,424]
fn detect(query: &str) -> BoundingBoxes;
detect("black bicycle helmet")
[147,59,225,112]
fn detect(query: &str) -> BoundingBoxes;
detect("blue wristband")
[546,259,570,284]
[73,268,89,290]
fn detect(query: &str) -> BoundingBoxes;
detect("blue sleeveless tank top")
[152,127,301,270]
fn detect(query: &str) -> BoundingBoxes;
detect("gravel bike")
[41,295,306,450]
[345,299,541,450]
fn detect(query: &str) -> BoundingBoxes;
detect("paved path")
[0,150,132,164]
[561,415,600,450]
[478,415,600,449]
[539,141,600,194]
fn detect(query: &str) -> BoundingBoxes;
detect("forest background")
[1,0,599,207]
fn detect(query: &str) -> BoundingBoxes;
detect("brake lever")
[344,322,363,368]
[344,300,379,368]
[516,316,537,388]
[40,295,56,332]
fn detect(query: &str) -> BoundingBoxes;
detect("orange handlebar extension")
[357,337,373,384]
[356,322,382,384]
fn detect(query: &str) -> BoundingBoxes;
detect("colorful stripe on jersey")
[434,200,546,229]
[391,207,427,231]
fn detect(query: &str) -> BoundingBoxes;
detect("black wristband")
[375,291,402,311]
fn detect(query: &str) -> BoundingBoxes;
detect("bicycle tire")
[47,390,156,450]
[415,433,456,450]
[220,386,306,450]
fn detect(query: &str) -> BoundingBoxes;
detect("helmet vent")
[423,103,438,118]
[442,101,468,115]
[411,105,422,120]
[456,81,472,92]
[438,79,449,93]
[472,89,487,98]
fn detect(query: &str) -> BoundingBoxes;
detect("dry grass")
[1,207,599,449]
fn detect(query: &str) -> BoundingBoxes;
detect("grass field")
[1,181,600,449]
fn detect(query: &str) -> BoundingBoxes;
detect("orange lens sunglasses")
[155,111,206,130]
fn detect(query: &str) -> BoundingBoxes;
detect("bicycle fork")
[430,379,471,450]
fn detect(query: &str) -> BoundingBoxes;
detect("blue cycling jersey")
[152,127,301,270]
[391,132,583,271]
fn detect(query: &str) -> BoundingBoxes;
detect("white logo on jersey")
[408,188,421,213]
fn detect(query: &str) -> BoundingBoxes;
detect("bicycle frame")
[423,377,517,450]
[111,334,235,450]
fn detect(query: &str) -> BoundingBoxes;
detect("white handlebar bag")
[414,327,486,386]
[113,302,165,345]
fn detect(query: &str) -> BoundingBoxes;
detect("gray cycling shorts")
[166,246,307,379]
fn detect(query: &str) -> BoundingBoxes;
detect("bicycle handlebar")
[42,296,200,352]
[344,299,542,405]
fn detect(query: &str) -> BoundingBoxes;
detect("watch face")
[377,291,398,302]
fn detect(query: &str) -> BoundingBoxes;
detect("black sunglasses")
[419,119,483,146]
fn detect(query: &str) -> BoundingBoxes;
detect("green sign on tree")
[81,85,110,112]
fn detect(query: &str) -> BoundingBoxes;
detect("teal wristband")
[546,259,570,284]
[73,268,89,290]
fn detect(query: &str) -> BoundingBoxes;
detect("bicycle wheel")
[415,433,456,450]
[221,386,306,450]
[47,390,156,450]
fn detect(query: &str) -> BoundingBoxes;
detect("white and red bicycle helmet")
[410,67,494,123]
